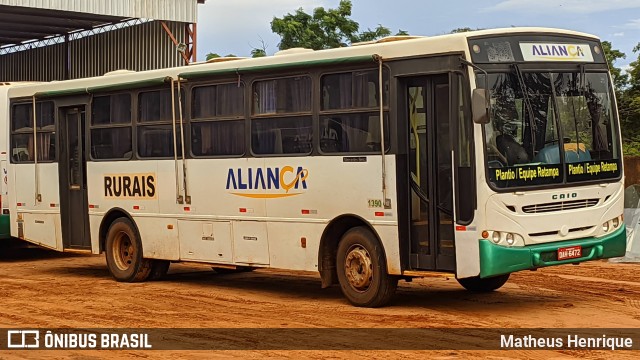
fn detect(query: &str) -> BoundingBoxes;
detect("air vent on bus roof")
[352,35,425,46]
[206,56,247,63]
[104,69,136,76]
[274,48,315,56]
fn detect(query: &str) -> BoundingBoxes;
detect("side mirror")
[472,89,490,124]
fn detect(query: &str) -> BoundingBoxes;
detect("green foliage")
[450,27,483,33]
[251,48,267,58]
[614,42,640,156]
[205,53,221,60]
[354,25,392,43]
[601,41,627,92]
[629,43,640,92]
[270,0,403,50]
[450,27,474,33]
[205,53,237,61]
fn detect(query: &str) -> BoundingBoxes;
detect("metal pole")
[377,56,389,208]
[170,79,182,203]
[32,96,40,203]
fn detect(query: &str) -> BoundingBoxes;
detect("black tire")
[457,274,510,292]
[105,218,152,282]
[212,266,254,274]
[336,226,398,307]
[149,260,170,281]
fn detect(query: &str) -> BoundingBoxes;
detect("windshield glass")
[479,71,621,189]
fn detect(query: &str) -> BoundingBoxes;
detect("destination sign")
[489,164,564,188]
[520,43,594,62]
[566,159,621,183]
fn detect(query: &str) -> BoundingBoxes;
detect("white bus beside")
[1,83,14,240]
[7,27,625,307]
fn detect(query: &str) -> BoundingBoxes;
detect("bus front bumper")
[478,226,626,278]
[0,214,10,240]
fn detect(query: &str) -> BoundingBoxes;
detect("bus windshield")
[478,71,621,189]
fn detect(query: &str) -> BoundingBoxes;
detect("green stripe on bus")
[0,214,10,240]
[478,226,626,278]
[35,77,171,98]
[179,55,378,80]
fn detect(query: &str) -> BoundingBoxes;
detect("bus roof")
[7,27,600,99]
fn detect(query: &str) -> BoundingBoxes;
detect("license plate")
[558,245,582,260]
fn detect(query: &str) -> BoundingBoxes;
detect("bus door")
[405,75,456,271]
[59,106,91,250]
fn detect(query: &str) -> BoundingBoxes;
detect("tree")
[628,43,640,92]
[205,53,237,61]
[354,25,392,43]
[270,0,404,50]
[250,37,269,58]
[205,53,221,60]
[601,41,627,92]
[617,43,640,156]
[450,27,474,33]
[251,48,267,58]
[449,27,483,33]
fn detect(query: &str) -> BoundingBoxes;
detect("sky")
[196,0,640,70]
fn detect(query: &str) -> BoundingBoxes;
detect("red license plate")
[557,245,582,261]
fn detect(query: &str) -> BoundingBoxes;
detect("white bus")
[1,83,14,240]
[7,28,626,307]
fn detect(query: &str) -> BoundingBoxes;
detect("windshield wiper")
[512,64,537,153]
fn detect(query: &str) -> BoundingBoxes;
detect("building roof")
[0,0,203,48]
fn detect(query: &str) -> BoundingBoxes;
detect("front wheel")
[457,274,510,292]
[105,218,152,282]
[336,227,398,307]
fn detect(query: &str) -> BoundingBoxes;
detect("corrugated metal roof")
[0,20,187,81]
[0,0,200,23]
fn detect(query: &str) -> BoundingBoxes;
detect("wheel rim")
[344,244,373,292]
[112,231,135,271]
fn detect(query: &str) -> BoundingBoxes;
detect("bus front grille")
[522,199,599,214]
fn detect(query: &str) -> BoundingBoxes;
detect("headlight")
[603,222,609,232]
[485,230,523,246]
[613,217,620,229]
[506,233,515,245]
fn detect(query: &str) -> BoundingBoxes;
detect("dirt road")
[1,241,639,359]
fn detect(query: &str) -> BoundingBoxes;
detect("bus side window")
[251,77,312,156]
[320,117,345,153]
[320,69,389,154]
[11,102,55,163]
[137,89,183,158]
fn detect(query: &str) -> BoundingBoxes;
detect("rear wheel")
[457,274,510,292]
[336,226,398,307]
[105,218,152,282]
